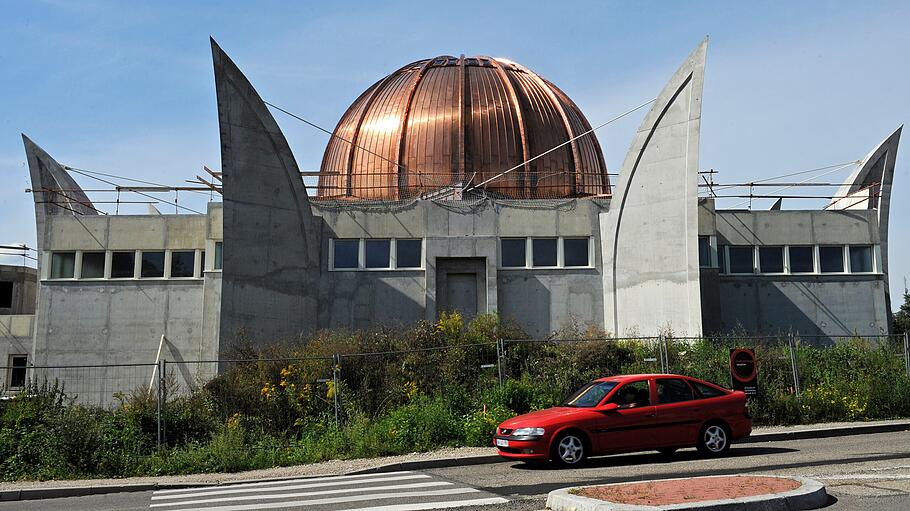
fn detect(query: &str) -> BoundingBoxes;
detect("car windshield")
[562,381,618,407]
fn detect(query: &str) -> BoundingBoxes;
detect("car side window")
[692,381,726,398]
[656,378,695,404]
[607,381,651,409]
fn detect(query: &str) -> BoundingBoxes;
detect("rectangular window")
[0,281,12,308]
[563,238,590,267]
[849,245,873,273]
[395,239,422,269]
[81,252,105,279]
[788,246,814,273]
[819,246,845,273]
[332,239,359,269]
[698,236,712,268]
[170,251,196,278]
[9,355,27,389]
[214,242,223,270]
[727,246,754,274]
[50,252,76,279]
[141,251,165,278]
[500,238,527,268]
[365,239,391,269]
[532,238,558,267]
[110,251,136,279]
[758,246,784,273]
[718,245,726,273]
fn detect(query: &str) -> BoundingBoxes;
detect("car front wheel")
[552,432,587,467]
[697,423,731,456]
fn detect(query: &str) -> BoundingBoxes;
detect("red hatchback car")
[493,374,751,466]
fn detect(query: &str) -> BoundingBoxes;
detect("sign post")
[730,348,757,395]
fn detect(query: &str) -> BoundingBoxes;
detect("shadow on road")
[511,446,798,471]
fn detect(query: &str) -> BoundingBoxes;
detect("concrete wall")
[33,212,218,403]
[702,207,890,339]
[314,199,605,338]
[0,265,37,315]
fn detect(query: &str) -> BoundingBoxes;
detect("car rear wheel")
[697,423,731,456]
[552,432,587,467]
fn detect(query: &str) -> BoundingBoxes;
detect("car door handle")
[645,413,656,418]
[692,408,701,413]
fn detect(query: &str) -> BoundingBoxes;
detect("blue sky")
[1,0,908,307]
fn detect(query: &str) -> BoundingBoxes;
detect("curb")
[739,420,910,444]
[348,454,504,475]
[546,475,828,511]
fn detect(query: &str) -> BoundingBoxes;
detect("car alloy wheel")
[556,434,585,465]
[701,424,728,454]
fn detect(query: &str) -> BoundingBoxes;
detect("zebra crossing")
[148,470,508,511]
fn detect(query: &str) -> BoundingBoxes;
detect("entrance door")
[436,258,486,320]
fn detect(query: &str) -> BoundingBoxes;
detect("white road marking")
[154,471,415,495]
[149,480,454,507]
[151,474,430,500]
[162,487,481,511]
[343,498,510,511]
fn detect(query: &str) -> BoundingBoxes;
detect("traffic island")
[546,475,828,510]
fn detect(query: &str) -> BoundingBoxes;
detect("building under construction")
[5,39,901,393]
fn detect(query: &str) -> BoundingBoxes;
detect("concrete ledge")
[546,475,827,511]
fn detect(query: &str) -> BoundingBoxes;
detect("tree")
[894,292,910,336]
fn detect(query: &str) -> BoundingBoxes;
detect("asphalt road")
[3,431,909,510]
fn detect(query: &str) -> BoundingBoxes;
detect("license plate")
[495,438,509,447]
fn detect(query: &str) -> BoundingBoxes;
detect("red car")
[493,374,751,466]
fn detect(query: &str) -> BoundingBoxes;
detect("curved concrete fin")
[602,39,707,336]
[22,135,98,218]
[211,38,319,348]
[769,198,783,211]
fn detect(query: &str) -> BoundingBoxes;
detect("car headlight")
[513,427,545,437]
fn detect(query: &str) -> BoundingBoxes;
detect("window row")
[716,244,877,275]
[47,243,223,280]
[330,239,423,270]
[500,237,592,269]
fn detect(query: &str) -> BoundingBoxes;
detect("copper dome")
[318,55,609,200]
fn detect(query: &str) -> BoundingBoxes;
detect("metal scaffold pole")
[787,332,801,400]
[332,354,340,428]
[904,332,910,379]
[497,339,504,387]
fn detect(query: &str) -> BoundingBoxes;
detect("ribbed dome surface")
[318,55,610,200]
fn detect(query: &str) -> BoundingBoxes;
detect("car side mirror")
[599,402,619,413]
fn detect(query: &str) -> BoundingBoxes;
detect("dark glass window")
[532,238,557,267]
[563,238,590,267]
[849,245,873,273]
[171,251,196,278]
[788,246,814,273]
[562,381,618,408]
[9,355,27,388]
[0,281,12,308]
[141,252,165,278]
[607,380,651,408]
[110,251,135,278]
[759,246,784,273]
[728,246,754,274]
[50,252,76,279]
[819,246,844,273]
[81,252,105,279]
[657,378,695,404]
[698,236,711,268]
[718,245,726,273]
[395,239,422,269]
[365,239,391,269]
[693,381,726,398]
[214,242,223,270]
[500,238,526,268]
[333,240,358,269]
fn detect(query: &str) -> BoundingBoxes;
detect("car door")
[653,377,703,447]
[593,379,657,453]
